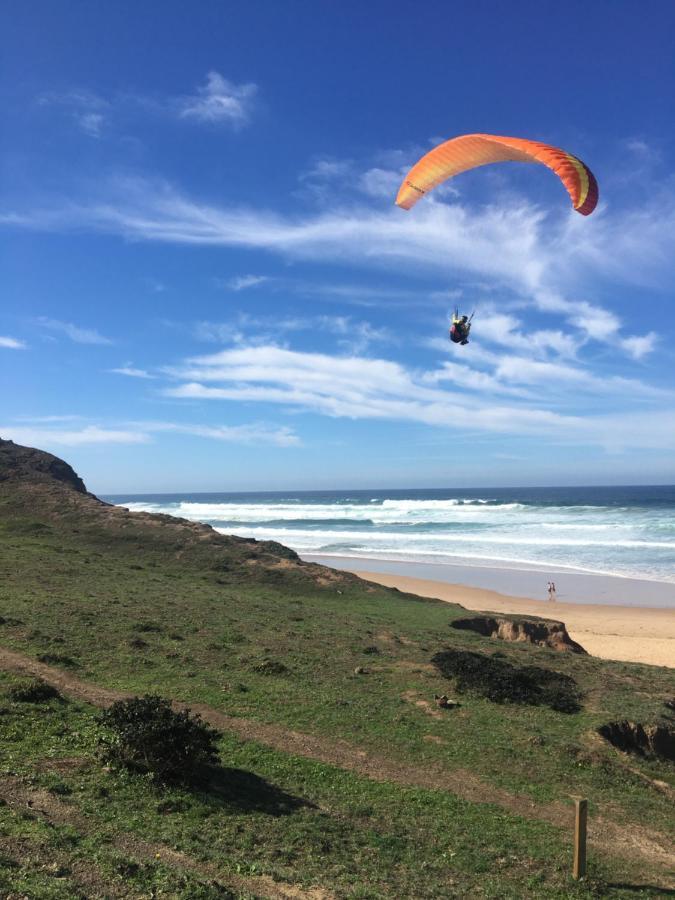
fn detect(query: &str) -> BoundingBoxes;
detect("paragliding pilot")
[449,308,471,345]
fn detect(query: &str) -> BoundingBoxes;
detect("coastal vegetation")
[0,438,673,898]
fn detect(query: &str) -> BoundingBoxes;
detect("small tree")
[98,695,220,784]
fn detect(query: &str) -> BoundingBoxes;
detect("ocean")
[105,485,675,588]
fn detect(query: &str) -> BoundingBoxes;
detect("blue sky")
[2,0,675,492]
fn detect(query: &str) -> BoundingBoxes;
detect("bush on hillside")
[9,678,61,703]
[97,695,220,784]
[432,649,581,713]
[37,652,80,668]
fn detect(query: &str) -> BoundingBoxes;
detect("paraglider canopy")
[396,133,598,216]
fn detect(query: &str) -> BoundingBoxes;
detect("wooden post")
[573,798,588,880]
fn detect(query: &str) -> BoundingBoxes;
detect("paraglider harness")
[450,308,473,345]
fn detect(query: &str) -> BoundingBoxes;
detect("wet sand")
[304,555,675,668]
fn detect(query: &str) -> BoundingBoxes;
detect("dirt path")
[1,645,673,887]
[0,773,330,900]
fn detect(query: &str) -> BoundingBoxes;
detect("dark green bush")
[431,649,581,713]
[9,678,61,703]
[131,621,162,633]
[97,695,220,783]
[37,652,79,668]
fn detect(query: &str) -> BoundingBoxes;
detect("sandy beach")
[305,555,675,668]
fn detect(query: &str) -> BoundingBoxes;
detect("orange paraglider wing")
[396,134,598,216]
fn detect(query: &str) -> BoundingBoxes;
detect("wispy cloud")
[8,174,670,360]
[468,311,579,358]
[164,343,675,451]
[109,366,155,379]
[144,421,299,446]
[14,415,83,423]
[226,274,270,291]
[37,72,258,136]
[177,72,257,127]
[78,112,106,138]
[1,418,299,449]
[191,312,392,354]
[38,89,109,137]
[0,425,149,447]
[144,277,167,293]
[36,317,113,345]
[300,158,354,182]
[0,336,26,349]
[621,331,658,361]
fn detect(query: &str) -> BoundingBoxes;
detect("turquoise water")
[105,485,675,586]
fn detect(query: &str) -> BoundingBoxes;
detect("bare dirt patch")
[401,690,443,719]
[598,720,675,762]
[374,631,418,647]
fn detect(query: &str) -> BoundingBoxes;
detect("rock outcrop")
[451,615,587,654]
[0,438,87,493]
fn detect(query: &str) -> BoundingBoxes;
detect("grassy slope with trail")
[0,438,673,898]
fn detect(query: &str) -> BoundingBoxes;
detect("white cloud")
[78,112,105,137]
[227,274,269,291]
[620,331,658,361]
[37,317,113,345]
[423,360,530,398]
[178,71,257,127]
[473,312,579,358]
[429,342,667,399]
[2,418,299,450]
[146,421,299,447]
[15,415,83,423]
[109,366,154,379]
[1,425,149,447]
[163,343,675,450]
[358,167,405,199]
[6,172,673,360]
[193,321,247,344]
[301,158,353,182]
[572,302,621,341]
[191,312,392,354]
[319,316,392,353]
[0,336,26,349]
[37,74,257,135]
[38,89,109,137]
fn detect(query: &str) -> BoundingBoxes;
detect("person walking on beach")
[547,581,557,601]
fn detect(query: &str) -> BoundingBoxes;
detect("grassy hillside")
[0,439,673,898]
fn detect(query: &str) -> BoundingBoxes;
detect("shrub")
[9,678,61,703]
[128,637,148,650]
[97,695,220,784]
[251,658,288,675]
[431,649,581,713]
[131,621,162,634]
[37,653,79,668]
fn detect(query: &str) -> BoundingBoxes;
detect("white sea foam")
[116,492,675,585]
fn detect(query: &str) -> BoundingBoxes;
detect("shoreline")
[303,553,675,607]
[303,554,675,668]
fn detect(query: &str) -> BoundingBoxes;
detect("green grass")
[0,482,674,897]
[0,670,651,898]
